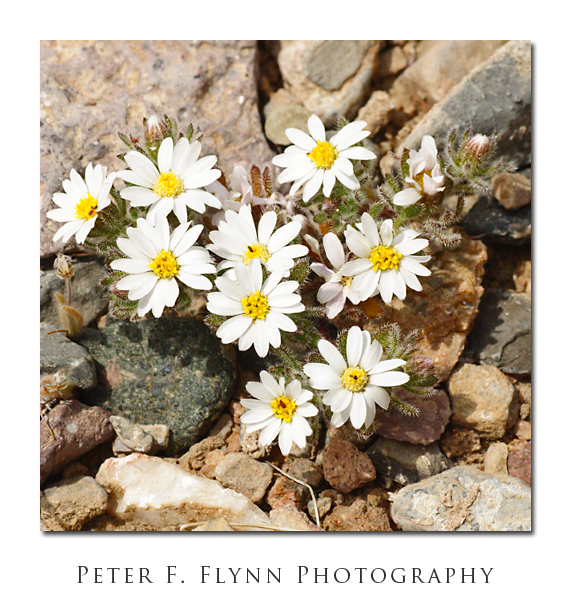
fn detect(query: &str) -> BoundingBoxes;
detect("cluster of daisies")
[47,114,443,455]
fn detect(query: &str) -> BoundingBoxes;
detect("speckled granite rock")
[77,317,237,456]
[40,40,274,257]
[390,465,531,531]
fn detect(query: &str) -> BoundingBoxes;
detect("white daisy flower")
[310,232,362,319]
[207,204,308,277]
[241,370,318,455]
[303,326,409,430]
[272,114,376,202]
[206,259,304,358]
[47,163,115,244]
[393,135,445,207]
[116,136,222,225]
[340,213,431,304]
[110,214,216,318]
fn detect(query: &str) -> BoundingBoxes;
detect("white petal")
[346,326,364,367]
[217,315,252,344]
[318,339,347,373]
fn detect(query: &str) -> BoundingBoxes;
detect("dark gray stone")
[463,194,531,245]
[40,323,97,390]
[398,40,531,169]
[390,465,531,531]
[467,289,531,375]
[77,317,237,456]
[366,437,453,486]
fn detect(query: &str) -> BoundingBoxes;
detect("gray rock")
[40,259,108,328]
[264,102,313,146]
[40,323,97,390]
[390,40,508,116]
[214,453,274,504]
[467,289,531,375]
[277,40,384,127]
[366,438,453,486]
[40,475,109,530]
[41,40,275,257]
[110,415,169,455]
[40,400,115,485]
[390,465,531,531]
[398,40,531,169]
[463,193,531,245]
[302,40,372,91]
[78,317,237,456]
[284,458,323,489]
[447,363,519,439]
[372,389,452,445]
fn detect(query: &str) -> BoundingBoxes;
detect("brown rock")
[441,427,482,459]
[40,475,109,531]
[355,90,395,137]
[269,507,322,531]
[178,436,226,471]
[448,363,518,439]
[266,476,308,512]
[508,441,531,486]
[322,498,392,531]
[357,233,487,382]
[372,389,451,445]
[214,453,273,504]
[492,172,531,210]
[40,400,115,485]
[322,439,376,494]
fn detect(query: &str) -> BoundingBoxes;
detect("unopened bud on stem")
[459,134,490,163]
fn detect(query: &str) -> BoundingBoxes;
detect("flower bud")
[54,253,75,280]
[459,134,490,163]
[144,114,167,150]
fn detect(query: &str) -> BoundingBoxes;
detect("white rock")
[96,453,270,531]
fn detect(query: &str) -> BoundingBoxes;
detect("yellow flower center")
[75,194,99,221]
[307,141,338,170]
[149,249,179,279]
[369,245,402,272]
[241,291,269,320]
[153,172,184,198]
[270,395,297,423]
[342,367,369,392]
[244,243,270,265]
[341,275,354,288]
